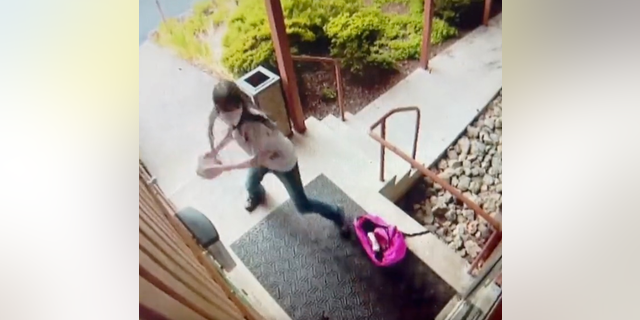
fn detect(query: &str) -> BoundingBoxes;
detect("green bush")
[155,0,230,70]
[324,1,456,71]
[222,0,361,75]
[221,0,459,75]
[324,8,395,72]
[321,87,337,100]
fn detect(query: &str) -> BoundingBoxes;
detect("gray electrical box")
[236,66,292,137]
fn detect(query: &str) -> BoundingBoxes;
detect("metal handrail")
[368,106,421,182]
[292,55,345,121]
[368,107,502,274]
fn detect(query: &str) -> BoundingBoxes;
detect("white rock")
[451,176,459,187]
[438,159,448,170]
[471,141,486,156]
[482,174,494,186]
[457,175,470,191]
[445,210,456,222]
[469,180,481,193]
[479,222,492,239]
[453,236,464,249]
[466,220,479,234]
[484,117,495,130]
[463,209,475,220]
[458,136,471,155]
[466,126,480,138]
[464,240,482,258]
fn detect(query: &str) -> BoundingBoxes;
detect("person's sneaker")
[244,196,264,212]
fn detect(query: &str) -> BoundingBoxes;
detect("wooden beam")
[264,0,306,133]
[483,0,493,26]
[419,0,434,70]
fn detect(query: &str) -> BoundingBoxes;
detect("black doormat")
[231,174,455,320]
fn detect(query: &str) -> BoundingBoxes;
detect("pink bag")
[353,214,430,267]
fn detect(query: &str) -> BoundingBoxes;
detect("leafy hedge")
[222,0,458,76]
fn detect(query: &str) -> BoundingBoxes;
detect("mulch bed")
[295,37,459,120]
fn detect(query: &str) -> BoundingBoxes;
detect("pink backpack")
[353,214,431,267]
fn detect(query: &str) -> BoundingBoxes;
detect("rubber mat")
[231,174,454,320]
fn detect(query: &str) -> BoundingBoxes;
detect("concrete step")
[321,114,411,187]
[339,113,427,202]
[293,117,390,194]
[343,111,427,173]
[301,117,473,293]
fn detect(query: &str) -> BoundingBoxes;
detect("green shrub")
[223,0,459,75]
[321,87,337,100]
[324,8,396,72]
[222,0,362,75]
[324,1,456,71]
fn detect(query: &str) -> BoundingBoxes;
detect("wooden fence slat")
[140,250,244,320]
[139,232,227,302]
[139,215,217,286]
[140,276,208,320]
[139,161,264,320]
[140,302,171,320]
[140,198,193,257]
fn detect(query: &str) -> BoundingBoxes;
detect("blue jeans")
[246,163,345,226]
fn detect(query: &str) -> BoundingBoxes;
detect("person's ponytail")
[237,105,277,131]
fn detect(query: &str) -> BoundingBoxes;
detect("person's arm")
[215,155,259,171]
[207,128,233,158]
[207,109,218,151]
[199,150,273,179]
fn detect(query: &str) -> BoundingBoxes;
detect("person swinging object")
[197,80,350,238]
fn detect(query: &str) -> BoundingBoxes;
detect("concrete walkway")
[139,41,220,196]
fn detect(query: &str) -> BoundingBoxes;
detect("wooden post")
[419,0,434,70]
[264,0,306,134]
[483,0,493,26]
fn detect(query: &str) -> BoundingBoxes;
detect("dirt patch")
[297,29,471,120]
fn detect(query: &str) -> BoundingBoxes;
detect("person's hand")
[197,154,225,179]
[204,151,223,164]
